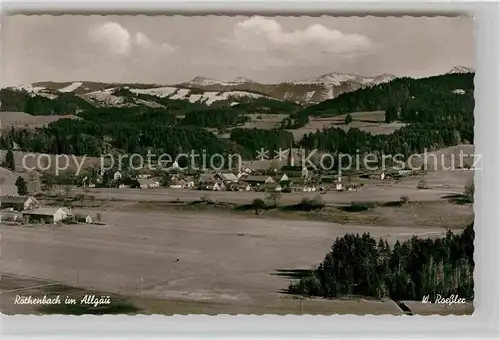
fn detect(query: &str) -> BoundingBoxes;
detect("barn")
[0,196,40,211]
[23,207,72,224]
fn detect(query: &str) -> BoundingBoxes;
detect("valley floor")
[0,169,474,315]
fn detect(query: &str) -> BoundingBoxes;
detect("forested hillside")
[303,73,474,118]
[0,106,241,159]
[289,223,474,301]
[230,128,295,155]
[182,107,250,128]
[297,73,474,156]
[0,73,474,163]
[0,89,94,115]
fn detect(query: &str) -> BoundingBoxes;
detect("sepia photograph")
[0,14,475,316]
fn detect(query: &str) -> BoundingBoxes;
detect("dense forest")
[302,73,474,118]
[288,223,474,301]
[284,73,474,129]
[299,121,472,159]
[230,128,294,155]
[229,97,303,115]
[0,73,474,162]
[182,107,250,128]
[0,106,240,159]
[0,89,94,115]
[298,73,474,156]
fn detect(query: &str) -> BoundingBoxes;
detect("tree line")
[0,105,241,159]
[0,73,474,162]
[302,73,474,118]
[182,107,250,128]
[230,128,294,155]
[299,120,472,160]
[0,89,94,115]
[288,223,474,301]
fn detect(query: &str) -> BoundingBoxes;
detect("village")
[79,148,420,193]
[0,148,424,227]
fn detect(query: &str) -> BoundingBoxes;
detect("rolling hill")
[177,71,397,104]
[4,81,277,109]
[3,66,473,109]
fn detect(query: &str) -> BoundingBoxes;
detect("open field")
[207,114,289,138]
[289,111,406,140]
[240,113,288,129]
[0,111,78,130]
[410,144,476,170]
[0,273,404,315]
[1,272,471,315]
[122,199,472,229]
[78,181,467,206]
[0,211,459,310]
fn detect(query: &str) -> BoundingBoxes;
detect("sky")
[1,15,475,86]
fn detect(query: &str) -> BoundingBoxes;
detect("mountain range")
[5,66,474,106]
[177,72,399,103]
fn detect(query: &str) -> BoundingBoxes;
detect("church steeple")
[287,142,294,167]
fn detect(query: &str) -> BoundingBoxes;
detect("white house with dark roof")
[113,171,122,181]
[215,172,239,183]
[23,207,72,224]
[138,178,160,189]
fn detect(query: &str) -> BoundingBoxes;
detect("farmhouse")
[303,185,316,192]
[0,196,40,211]
[23,207,72,224]
[239,183,251,192]
[171,160,181,171]
[214,172,239,184]
[282,165,309,179]
[113,171,122,181]
[279,174,289,183]
[236,170,248,179]
[198,174,216,189]
[243,175,271,185]
[169,178,187,189]
[184,177,195,188]
[207,182,225,191]
[397,169,415,177]
[262,182,282,192]
[232,181,251,192]
[319,175,338,183]
[138,178,160,189]
[290,184,305,192]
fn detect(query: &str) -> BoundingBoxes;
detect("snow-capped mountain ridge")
[447,66,475,74]
[3,67,473,106]
[186,76,257,87]
[296,72,397,86]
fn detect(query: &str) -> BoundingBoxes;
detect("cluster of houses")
[164,164,362,193]
[78,150,371,193]
[197,171,318,193]
[0,195,93,225]
[88,150,367,193]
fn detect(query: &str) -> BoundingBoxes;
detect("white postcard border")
[1,0,499,339]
